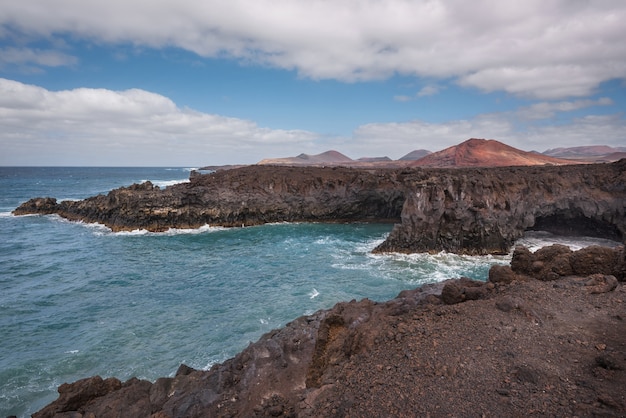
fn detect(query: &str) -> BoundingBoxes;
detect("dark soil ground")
[301,275,626,417]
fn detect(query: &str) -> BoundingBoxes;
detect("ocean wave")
[140,178,190,188]
[514,231,621,252]
[0,211,14,217]
[165,167,197,172]
[96,224,228,236]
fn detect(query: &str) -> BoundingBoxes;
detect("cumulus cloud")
[517,97,614,120]
[2,0,626,99]
[416,85,440,97]
[0,47,78,68]
[394,84,442,101]
[1,78,624,165]
[353,111,626,157]
[0,79,319,166]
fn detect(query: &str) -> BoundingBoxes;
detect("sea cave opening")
[527,213,623,243]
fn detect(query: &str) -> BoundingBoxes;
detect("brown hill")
[544,146,626,162]
[602,152,626,162]
[399,149,432,161]
[357,156,392,162]
[257,150,353,166]
[411,138,580,167]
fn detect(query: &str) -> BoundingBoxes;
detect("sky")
[1,0,625,166]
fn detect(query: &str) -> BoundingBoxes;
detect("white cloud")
[0,47,78,68]
[394,84,441,102]
[2,0,626,99]
[352,111,626,157]
[1,78,624,165]
[517,97,614,120]
[0,78,319,166]
[353,115,514,156]
[416,85,440,97]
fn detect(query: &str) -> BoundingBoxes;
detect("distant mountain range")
[542,145,626,162]
[257,150,354,166]
[203,139,625,171]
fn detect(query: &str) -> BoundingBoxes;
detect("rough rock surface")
[13,166,406,232]
[34,245,626,418]
[13,160,626,254]
[375,160,626,254]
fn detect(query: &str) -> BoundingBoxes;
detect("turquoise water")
[1,167,616,417]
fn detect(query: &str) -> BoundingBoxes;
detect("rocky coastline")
[13,159,626,417]
[32,244,626,417]
[13,160,626,254]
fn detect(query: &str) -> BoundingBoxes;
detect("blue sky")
[1,1,625,166]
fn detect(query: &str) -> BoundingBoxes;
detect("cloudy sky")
[1,0,625,166]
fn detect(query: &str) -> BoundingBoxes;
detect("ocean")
[0,167,620,417]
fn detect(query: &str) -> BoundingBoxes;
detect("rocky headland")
[13,159,626,254]
[32,244,626,417]
[375,160,626,254]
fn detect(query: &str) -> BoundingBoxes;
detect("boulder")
[441,277,487,305]
[510,245,625,282]
[488,265,518,284]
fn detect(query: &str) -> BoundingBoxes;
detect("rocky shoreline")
[13,160,626,416]
[13,160,626,254]
[32,244,626,417]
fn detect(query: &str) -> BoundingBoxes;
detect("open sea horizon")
[0,167,621,417]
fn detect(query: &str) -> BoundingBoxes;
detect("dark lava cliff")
[14,165,405,231]
[375,160,626,254]
[14,160,626,254]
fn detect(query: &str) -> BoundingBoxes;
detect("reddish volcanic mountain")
[411,138,579,167]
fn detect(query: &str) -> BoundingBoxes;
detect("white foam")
[53,218,226,236]
[166,167,196,172]
[140,178,190,188]
[314,237,341,246]
[265,221,302,226]
[515,231,621,252]
[0,211,14,217]
[111,224,227,236]
[64,350,79,354]
[335,250,510,285]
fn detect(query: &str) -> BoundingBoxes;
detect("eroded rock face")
[14,166,406,232]
[374,161,626,254]
[14,161,626,253]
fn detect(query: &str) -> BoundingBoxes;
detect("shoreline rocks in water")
[13,160,626,254]
[33,244,626,417]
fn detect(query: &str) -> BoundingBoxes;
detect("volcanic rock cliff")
[14,166,406,232]
[375,160,626,254]
[14,160,626,254]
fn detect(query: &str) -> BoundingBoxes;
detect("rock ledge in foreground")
[34,245,626,417]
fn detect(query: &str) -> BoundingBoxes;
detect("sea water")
[0,167,620,417]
